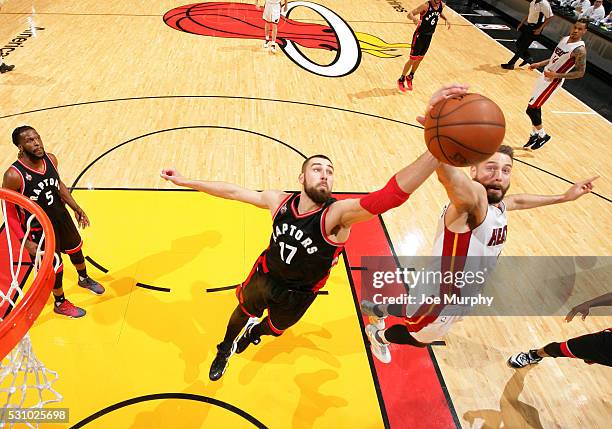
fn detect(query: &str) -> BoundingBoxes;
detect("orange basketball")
[424,93,506,167]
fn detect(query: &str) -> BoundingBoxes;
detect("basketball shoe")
[78,277,105,295]
[524,133,539,148]
[54,300,86,318]
[209,341,237,381]
[0,63,15,73]
[366,324,391,363]
[531,134,551,150]
[507,350,542,368]
[397,78,407,92]
[361,300,387,330]
[235,317,261,354]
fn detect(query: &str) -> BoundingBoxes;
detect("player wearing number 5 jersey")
[159,83,472,382]
[2,126,105,319]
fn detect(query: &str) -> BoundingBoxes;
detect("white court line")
[448,5,607,123]
[552,111,598,115]
[494,39,516,42]
[460,13,481,16]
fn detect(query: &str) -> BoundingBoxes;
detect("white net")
[0,199,62,428]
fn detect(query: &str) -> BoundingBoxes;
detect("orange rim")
[0,188,56,360]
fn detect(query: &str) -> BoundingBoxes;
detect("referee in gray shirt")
[502,0,554,69]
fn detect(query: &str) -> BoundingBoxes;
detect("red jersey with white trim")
[263,193,344,291]
[545,36,585,74]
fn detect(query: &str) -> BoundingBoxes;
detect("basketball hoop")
[0,188,61,428]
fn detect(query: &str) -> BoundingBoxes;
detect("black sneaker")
[0,63,15,73]
[507,350,542,368]
[524,134,539,148]
[531,134,551,150]
[209,343,236,381]
[501,63,514,70]
[235,317,261,354]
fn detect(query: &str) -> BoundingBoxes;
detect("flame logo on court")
[163,2,409,77]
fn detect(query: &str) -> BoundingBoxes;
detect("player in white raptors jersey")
[260,0,287,53]
[362,145,598,363]
[524,19,588,150]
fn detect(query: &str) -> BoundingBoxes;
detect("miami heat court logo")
[163,2,409,77]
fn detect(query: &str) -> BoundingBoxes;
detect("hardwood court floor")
[1,1,610,428]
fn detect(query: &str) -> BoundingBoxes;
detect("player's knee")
[526,106,542,126]
[543,342,563,357]
[267,318,284,337]
[385,324,427,347]
[69,250,85,265]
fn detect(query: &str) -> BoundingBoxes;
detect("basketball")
[424,93,506,167]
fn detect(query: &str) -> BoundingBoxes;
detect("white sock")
[537,128,546,137]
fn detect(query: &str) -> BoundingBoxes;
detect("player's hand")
[416,83,469,125]
[412,17,420,25]
[565,302,591,322]
[534,28,542,35]
[75,208,90,229]
[446,21,451,30]
[563,176,598,202]
[161,168,186,186]
[528,63,538,70]
[543,70,557,79]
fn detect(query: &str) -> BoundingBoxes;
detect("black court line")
[0,12,472,25]
[342,251,391,429]
[69,393,267,429]
[85,256,108,273]
[377,215,460,428]
[135,282,171,293]
[513,158,610,203]
[206,284,238,293]
[2,95,603,202]
[70,125,307,189]
[0,95,421,128]
[71,187,369,195]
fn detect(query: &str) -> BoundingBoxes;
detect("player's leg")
[502,27,532,69]
[508,329,612,368]
[270,23,278,53]
[264,21,270,48]
[29,229,86,318]
[403,35,429,90]
[525,76,560,149]
[236,286,317,354]
[59,214,104,294]
[209,266,269,381]
[398,59,414,92]
[269,5,280,53]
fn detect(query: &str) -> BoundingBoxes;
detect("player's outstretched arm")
[435,164,485,217]
[327,83,470,229]
[566,292,612,322]
[160,168,287,211]
[504,176,598,211]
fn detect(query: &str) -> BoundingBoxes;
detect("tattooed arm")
[544,46,587,80]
